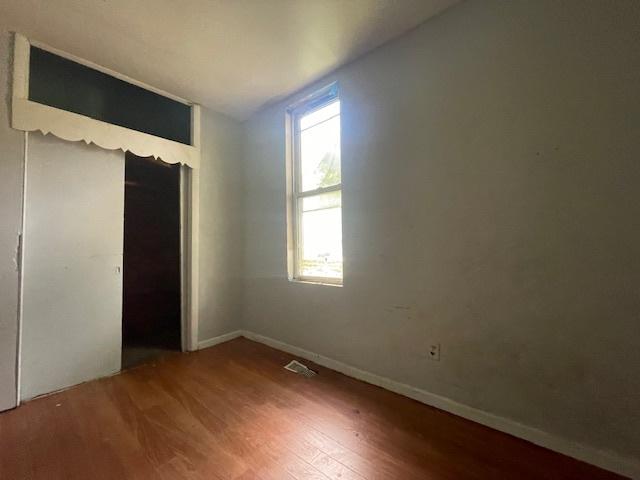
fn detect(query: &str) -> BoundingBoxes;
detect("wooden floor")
[0,338,626,480]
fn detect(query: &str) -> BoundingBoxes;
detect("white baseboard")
[197,330,243,350]
[239,330,639,479]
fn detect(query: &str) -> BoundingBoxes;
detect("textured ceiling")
[1,0,459,120]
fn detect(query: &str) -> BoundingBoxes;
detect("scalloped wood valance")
[11,33,201,169]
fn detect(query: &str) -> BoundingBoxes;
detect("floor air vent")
[284,360,317,378]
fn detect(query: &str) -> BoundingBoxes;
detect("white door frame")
[179,163,200,353]
[11,32,201,405]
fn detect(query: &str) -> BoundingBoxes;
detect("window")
[29,46,192,144]
[288,87,343,284]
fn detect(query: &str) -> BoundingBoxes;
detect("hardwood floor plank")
[0,338,628,480]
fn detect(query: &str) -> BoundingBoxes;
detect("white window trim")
[286,84,342,286]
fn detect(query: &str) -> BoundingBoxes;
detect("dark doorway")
[122,152,181,369]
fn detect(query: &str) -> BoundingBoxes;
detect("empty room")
[0,1,638,479]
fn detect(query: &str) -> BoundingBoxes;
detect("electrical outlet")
[428,343,441,361]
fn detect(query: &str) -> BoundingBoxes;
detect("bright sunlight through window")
[289,89,342,284]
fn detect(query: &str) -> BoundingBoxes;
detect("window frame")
[286,84,343,286]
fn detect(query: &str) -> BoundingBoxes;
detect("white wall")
[242,0,640,473]
[20,133,124,400]
[197,108,244,342]
[0,28,24,411]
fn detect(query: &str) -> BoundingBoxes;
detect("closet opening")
[122,152,181,369]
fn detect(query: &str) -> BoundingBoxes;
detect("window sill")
[289,277,343,287]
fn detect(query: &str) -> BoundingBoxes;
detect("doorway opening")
[122,152,181,369]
